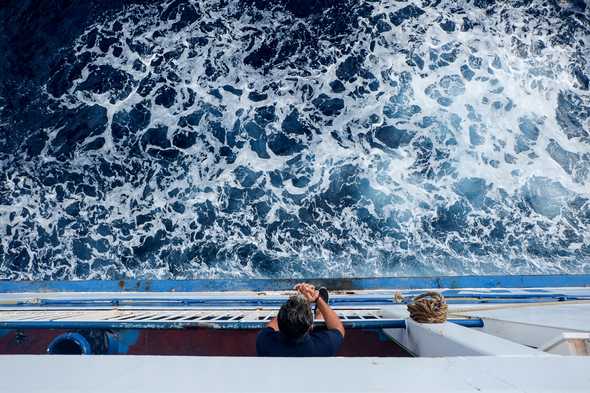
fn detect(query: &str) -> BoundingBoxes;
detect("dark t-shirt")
[256,327,343,357]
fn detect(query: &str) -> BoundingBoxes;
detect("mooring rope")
[407,292,448,323]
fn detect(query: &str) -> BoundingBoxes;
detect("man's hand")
[295,283,345,338]
[294,283,319,303]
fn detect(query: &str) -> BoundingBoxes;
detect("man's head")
[277,294,313,340]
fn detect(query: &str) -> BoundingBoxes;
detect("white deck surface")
[1,355,589,392]
[454,303,590,332]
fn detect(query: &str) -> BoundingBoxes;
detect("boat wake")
[0,0,589,279]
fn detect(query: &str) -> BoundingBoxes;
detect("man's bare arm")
[266,317,279,331]
[295,283,345,338]
[315,297,345,337]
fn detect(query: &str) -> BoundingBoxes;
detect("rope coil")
[407,291,448,323]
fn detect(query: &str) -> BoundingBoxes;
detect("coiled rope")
[407,292,448,323]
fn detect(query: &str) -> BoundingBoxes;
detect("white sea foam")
[0,0,589,279]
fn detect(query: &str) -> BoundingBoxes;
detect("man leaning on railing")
[256,283,345,357]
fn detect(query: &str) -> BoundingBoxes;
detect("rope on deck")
[407,292,448,323]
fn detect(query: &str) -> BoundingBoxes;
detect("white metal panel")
[384,319,548,357]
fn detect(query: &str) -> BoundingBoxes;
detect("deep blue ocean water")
[1,0,589,280]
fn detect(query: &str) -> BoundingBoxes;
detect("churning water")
[1,0,589,280]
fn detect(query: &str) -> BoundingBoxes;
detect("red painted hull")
[0,328,410,357]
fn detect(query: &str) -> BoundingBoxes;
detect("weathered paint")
[109,329,141,354]
[1,274,588,293]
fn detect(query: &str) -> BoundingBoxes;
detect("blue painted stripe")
[0,318,483,330]
[2,293,587,309]
[0,274,589,293]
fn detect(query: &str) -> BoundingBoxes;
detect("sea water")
[0,0,589,280]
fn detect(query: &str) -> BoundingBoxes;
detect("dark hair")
[277,294,313,340]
